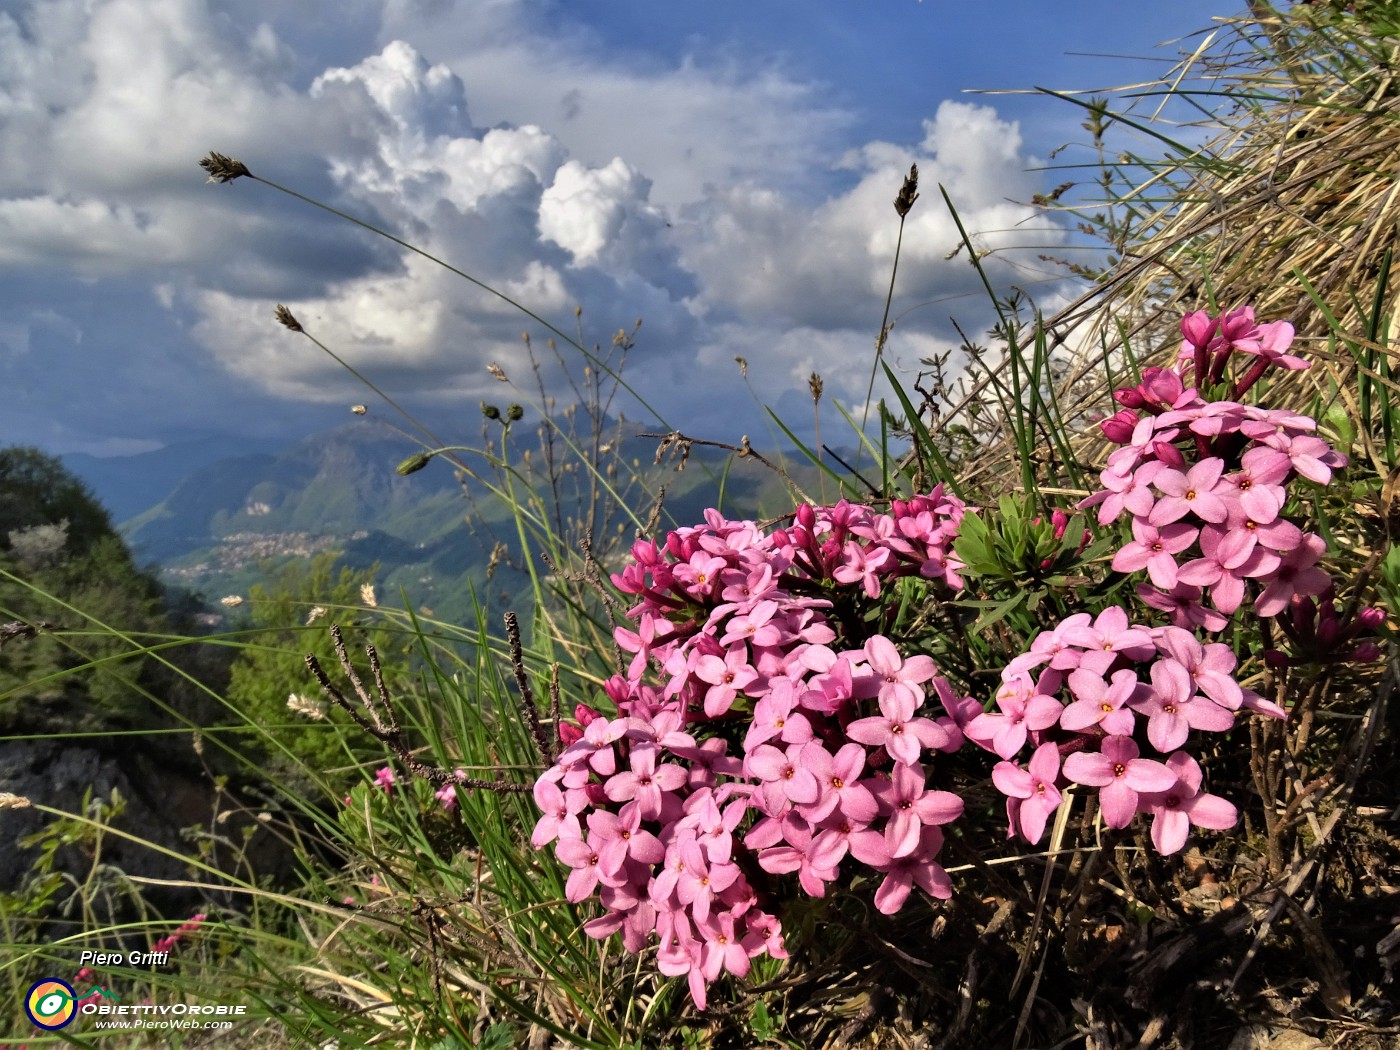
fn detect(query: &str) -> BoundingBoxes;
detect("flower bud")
[1100,409,1138,443]
[574,703,601,727]
[1151,441,1186,469]
[558,723,584,746]
[1180,310,1216,351]
[1351,641,1383,663]
[1113,387,1146,409]
[1140,367,1185,408]
[1357,606,1386,630]
[1263,648,1291,671]
[506,403,524,422]
[481,402,502,420]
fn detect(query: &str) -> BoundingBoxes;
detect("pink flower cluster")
[973,609,1271,854]
[533,492,972,1007]
[1083,306,1347,629]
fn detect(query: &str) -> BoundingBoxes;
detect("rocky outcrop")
[0,739,294,920]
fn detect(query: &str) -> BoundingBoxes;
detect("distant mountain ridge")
[61,416,801,625]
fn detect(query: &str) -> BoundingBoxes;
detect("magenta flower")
[746,742,821,813]
[832,541,893,598]
[1137,582,1230,633]
[1063,735,1178,828]
[850,825,953,914]
[373,766,396,793]
[1266,432,1346,485]
[556,831,628,903]
[966,680,1063,760]
[1136,752,1239,854]
[757,819,845,897]
[1155,628,1245,710]
[847,705,952,765]
[694,645,760,717]
[743,680,814,750]
[1057,606,1156,673]
[697,911,754,983]
[1227,446,1290,521]
[603,742,687,819]
[587,803,665,876]
[797,741,877,824]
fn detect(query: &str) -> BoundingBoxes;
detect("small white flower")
[220,595,244,608]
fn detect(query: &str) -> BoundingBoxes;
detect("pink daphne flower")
[1059,668,1142,736]
[1148,458,1233,526]
[863,634,938,714]
[1255,533,1331,617]
[603,742,687,819]
[846,706,952,765]
[1136,752,1239,854]
[873,761,963,858]
[1063,735,1178,828]
[1110,518,1197,590]
[832,541,893,598]
[373,766,396,793]
[849,824,953,914]
[992,742,1063,844]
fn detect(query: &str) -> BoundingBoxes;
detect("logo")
[25,979,78,1030]
[23,979,120,1030]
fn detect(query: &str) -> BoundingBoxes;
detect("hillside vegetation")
[3,4,1400,1049]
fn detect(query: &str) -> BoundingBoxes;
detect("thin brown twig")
[305,625,530,793]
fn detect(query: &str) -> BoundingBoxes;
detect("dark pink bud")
[1292,596,1317,635]
[1114,387,1146,409]
[1351,642,1383,663]
[1050,508,1070,540]
[558,723,584,746]
[1100,409,1138,443]
[1358,606,1386,630]
[574,703,600,726]
[1263,648,1291,671]
[1219,305,1257,343]
[1151,441,1186,469]
[1181,310,1216,350]
[795,503,817,531]
[1139,367,1184,407]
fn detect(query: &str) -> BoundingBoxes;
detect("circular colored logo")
[25,978,77,1030]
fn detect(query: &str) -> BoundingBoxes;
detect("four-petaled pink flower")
[1064,736,1178,828]
[1136,752,1239,854]
[993,742,1063,844]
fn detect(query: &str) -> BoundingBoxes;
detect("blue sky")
[0,0,1231,459]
